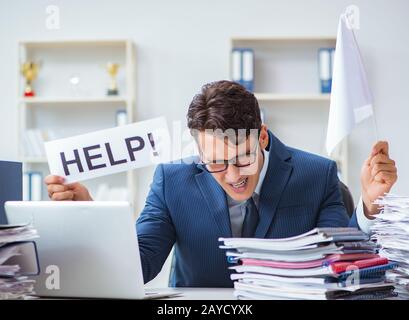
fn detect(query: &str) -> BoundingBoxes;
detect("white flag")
[326,14,374,156]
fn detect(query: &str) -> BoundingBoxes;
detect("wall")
[1,0,408,286]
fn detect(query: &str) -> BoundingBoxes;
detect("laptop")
[5,201,179,299]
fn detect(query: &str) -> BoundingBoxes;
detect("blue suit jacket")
[136,131,358,287]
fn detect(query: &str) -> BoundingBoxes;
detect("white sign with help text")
[45,117,170,183]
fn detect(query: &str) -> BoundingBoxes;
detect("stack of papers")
[0,224,39,299]
[371,194,409,299]
[220,228,397,300]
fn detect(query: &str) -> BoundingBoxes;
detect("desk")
[35,288,235,300]
[157,288,235,300]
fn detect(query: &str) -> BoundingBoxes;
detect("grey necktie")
[241,196,259,237]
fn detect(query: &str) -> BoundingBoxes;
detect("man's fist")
[360,141,397,218]
[44,175,93,201]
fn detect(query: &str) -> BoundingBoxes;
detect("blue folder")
[0,161,22,224]
[337,262,399,281]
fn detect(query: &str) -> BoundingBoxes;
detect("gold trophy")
[21,61,39,97]
[106,62,120,96]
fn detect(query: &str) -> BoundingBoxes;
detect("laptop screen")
[0,161,22,224]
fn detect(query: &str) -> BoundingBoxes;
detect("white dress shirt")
[356,196,375,233]
[226,148,373,237]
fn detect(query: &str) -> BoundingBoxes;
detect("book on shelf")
[23,172,43,201]
[22,129,47,158]
[116,109,127,126]
[231,48,254,92]
[318,47,335,93]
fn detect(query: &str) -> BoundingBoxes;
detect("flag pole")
[371,105,380,141]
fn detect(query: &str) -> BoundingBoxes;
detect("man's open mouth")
[229,177,248,191]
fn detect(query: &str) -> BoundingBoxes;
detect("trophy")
[21,61,40,97]
[106,62,120,96]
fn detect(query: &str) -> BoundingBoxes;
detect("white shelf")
[22,157,48,163]
[20,96,128,105]
[19,39,131,48]
[231,36,336,47]
[232,36,336,42]
[18,39,137,205]
[254,93,330,102]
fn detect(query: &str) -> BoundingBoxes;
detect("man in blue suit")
[45,81,397,287]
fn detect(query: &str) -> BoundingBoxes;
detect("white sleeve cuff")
[356,196,375,234]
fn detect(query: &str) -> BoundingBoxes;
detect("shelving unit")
[254,93,330,102]
[230,36,348,184]
[17,39,137,206]
[19,96,128,105]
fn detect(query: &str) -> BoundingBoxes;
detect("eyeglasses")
[199,144,259,173]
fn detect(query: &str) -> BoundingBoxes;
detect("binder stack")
[371,194,409,299]
[23,171,43,201]
[0,224,39,299]
[318,48,335,93]
[220,228,398,300]
[231,48,254,92]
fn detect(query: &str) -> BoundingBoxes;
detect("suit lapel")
[195,169,232,238]
[255,132,293,238]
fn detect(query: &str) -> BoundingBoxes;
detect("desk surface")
[157,288,235,300]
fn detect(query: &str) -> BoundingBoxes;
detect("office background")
[0,0,408,286]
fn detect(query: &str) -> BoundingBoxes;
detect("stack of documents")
[0,224,39,299]
[220,228,398,300]
[371,194,409,299]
